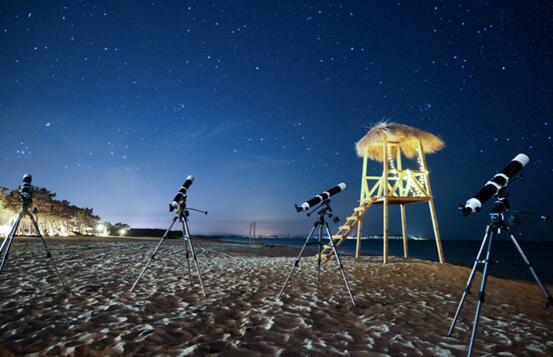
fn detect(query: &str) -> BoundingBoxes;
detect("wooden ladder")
[321,198,375,263]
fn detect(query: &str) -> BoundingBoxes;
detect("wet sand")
[0,237,552,356]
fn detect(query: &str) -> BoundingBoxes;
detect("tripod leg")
[506,227,553,306]
[0,215,19,254]
[468,229,496,357]
[29,214,67,288]
[130,217,178,292]
[317,222,323,300]
[277,224,318,300]
[0,211,23,274]
[325,223,356,307]
[448,225,491,336]
[182,217,206,297]
[181,220,194,287]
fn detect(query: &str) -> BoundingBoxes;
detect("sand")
[0,237,552,356]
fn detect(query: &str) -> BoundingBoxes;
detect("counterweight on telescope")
[462,153,529,216]
[295,182,347,212]
[169,175,194,211]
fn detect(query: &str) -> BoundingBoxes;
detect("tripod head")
[491,188,510,214]
[488,186,549,227]
[306,199,340,224]
[173,200,208,219]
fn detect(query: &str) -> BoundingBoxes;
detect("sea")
[210,236,553,284]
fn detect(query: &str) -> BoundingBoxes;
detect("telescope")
[132,174,207,295]
[169,175,194,212]
[462,154,529,216]
[20,174,33,204]
[295,182,347,212]
[279,181,356,306]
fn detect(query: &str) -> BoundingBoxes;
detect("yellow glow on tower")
[322,122,445,264]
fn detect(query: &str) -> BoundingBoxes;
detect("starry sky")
[0,1,552,239]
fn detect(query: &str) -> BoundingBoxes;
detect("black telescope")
[462,153,529,216]
[295,182,347,212]
[169,175,195,212]
[20,174,32,204]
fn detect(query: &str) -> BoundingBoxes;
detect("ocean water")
[212,236,553,284]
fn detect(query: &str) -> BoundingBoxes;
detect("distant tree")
[0,187,11,227]
[109,222,130,236]
[0,185,102,236]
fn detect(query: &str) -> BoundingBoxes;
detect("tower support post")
[417,141,445,264]
[382,140,389,264]
[383,197,389,264]
[400,204,408,258]
[355,219,363,259]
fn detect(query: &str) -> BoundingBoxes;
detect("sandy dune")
[0,237,552,356]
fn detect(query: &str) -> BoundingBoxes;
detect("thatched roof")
[355,122,445,161]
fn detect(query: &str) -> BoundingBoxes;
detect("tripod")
[276,200,356,307]
[130,205,207,296]
[0,204,66,288]
[448,191,553,356]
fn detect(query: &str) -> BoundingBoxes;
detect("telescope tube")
[295,182,347,212]
[20,174,32,192]
[169,175,195,211]
[462,154,529,216]
[20,174,33,204]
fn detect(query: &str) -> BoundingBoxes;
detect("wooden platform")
[370,196,432,205]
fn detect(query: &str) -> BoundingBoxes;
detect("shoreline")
[4,235,551,285]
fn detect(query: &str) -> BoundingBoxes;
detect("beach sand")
[0,237,552,356]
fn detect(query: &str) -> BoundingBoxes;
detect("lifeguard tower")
[322,122,445,264]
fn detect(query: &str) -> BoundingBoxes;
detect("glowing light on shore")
[0,224,11,236]
[119,228,127,236]
[58,226,69,237]
[95,224,106,235]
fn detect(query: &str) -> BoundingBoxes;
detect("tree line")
[0,185,126,237]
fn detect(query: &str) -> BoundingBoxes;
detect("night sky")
[1,1,552,240]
